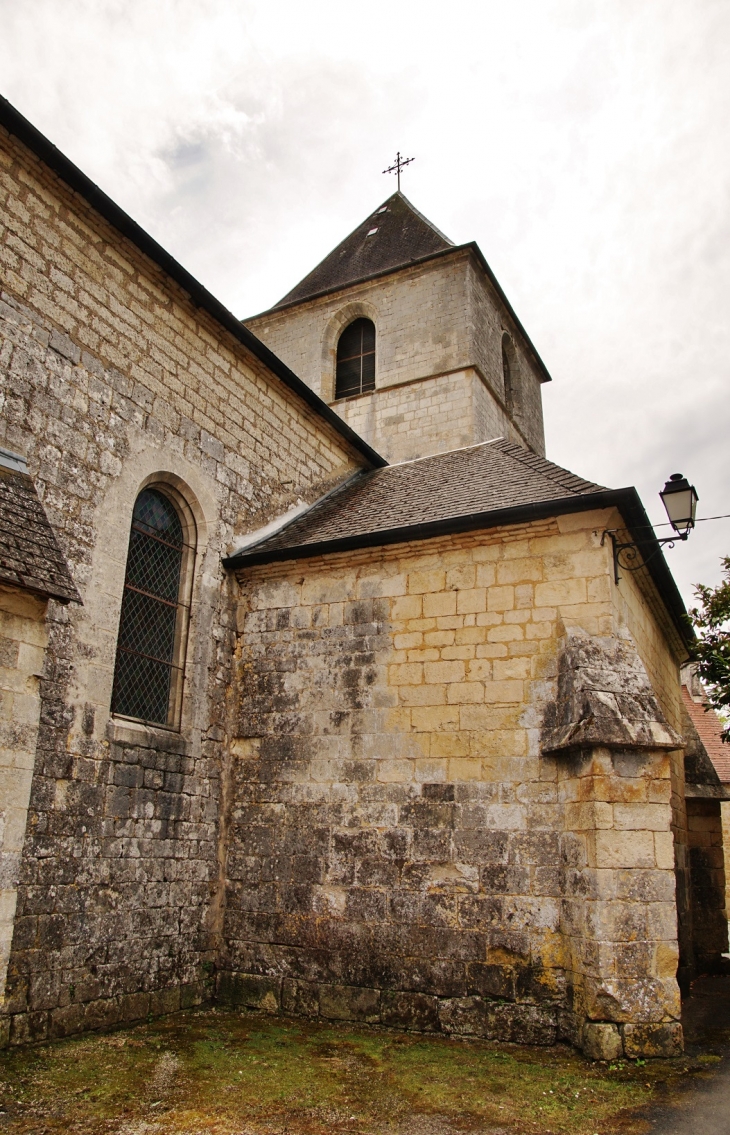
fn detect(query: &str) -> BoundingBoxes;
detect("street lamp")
[602,473,698,582]
[659,473,699,537]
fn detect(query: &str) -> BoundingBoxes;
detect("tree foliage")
[688,556,730,743]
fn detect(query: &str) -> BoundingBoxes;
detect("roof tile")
[274,192,453,308]
[682,685,730,781]
[227,437,606,567]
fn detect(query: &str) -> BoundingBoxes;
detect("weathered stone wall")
[0,125,363,1044]
[247,255,473,404]
[685,799,728,972]
[246,251,546,461]
[316,370,519,465]
[603,533,693,997]
[0,115,697,1057]
[224,510,684,1054]
[723,801,730,927]
[542,627,684,1058]
[607,552,685,736]
[466,259,545,456]
[0,585,46,1020]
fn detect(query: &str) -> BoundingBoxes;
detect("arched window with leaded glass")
[335,318,376,399]
[111,485,196,729]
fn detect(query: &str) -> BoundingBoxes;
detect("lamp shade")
[660,473,698,534]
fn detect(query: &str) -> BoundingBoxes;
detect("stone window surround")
[111,481,199,733]
[321,300,379,403]
[69,451,219,750]
[106,714,191,754]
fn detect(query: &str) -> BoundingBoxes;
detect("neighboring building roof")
[274,192,453,308]
[682,685,730,782]
[225,437,605,566]
[0,451,80,604]
[0,95,385,471]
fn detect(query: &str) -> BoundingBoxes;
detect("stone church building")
[0,95,727,1062]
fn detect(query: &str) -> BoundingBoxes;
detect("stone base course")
[216,971,683,1057]
[3,980,208,1047]
[216,970,559,1045]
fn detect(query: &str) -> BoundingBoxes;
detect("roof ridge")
[388,437,505,468]
[394,191,454,246]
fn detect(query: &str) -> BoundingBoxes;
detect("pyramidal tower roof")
[273,192,453,309]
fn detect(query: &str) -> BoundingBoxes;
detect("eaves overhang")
[8,578,81,606]
[0,95,387,471]
[223,485,692,650]
[246,242,553,386]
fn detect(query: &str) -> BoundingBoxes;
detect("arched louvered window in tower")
[112,486,196,728]
[335,318,376,399]
[501,333,516,415]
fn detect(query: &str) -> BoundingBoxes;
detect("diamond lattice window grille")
[111,487,194,728]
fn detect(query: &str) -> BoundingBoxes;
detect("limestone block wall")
[556,745,681,1060]
[247,255,473,403]
[541,625,684,1058]
[224,511,684,1055]
[603,528,693,993]
[685,798,728,971]
[330,370,520,465]
[466,258,545,456]
[246,251,546,459]
[0,125,363,1045]
[723,801,730,923]
[0,586,46,1011]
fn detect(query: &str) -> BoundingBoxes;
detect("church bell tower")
[245,191,550,464]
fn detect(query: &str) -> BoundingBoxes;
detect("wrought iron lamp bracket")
[601,529,688,585]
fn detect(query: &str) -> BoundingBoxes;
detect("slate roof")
[682,685,730,782]
[273,192,454,309]
[225,438,606,568]
[0,463,80,603]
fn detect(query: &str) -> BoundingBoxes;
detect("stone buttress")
[543,628,683,1059]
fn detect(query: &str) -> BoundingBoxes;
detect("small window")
[501,333,515,415]
[335,318,376,399]
[111,486,196,728]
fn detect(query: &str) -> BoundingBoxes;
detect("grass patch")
[0,1006,708,1134]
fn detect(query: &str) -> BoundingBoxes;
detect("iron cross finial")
[383,151,414,192]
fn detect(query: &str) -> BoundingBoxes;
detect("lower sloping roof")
[0,463,80,604]
[223,436,692,652]
[224,437,606,567]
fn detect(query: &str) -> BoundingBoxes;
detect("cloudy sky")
[1,0,728,606]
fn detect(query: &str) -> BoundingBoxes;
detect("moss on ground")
[0,1007,715,1134]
